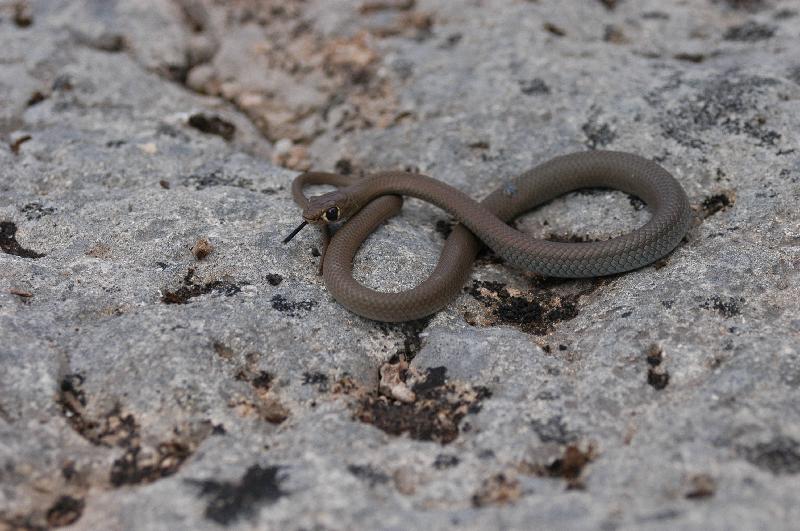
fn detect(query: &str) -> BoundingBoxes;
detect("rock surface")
[1,0,799,529]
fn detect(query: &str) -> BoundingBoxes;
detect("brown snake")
[285,151,692,322]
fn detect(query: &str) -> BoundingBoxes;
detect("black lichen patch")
[701,296,744,318]
[468,280,591,335]
[723,21,775,41]
[657,75,780,148]
[435,218,454,238]
[190,465,287,525]
[21,202,56,220]
[110,441,192,487]
[270,294,317,316]
[0,221,44,258]
[347,464,390,487]
[699,191,735,219]
[185,168,255,191]
[162,268,244,304]
[433,454,460,469]
[378,316,433,361]
[353,368,491,444]
[46,495,85,528]
[531,415,576,444]
[645,344,670,390]
[522,444,596,490]
[266,273,283,286]
[188,113,236,141]
[740,437,800,474]
[302,371,329,391]
[519,78,551,95]
[582,117,616,149]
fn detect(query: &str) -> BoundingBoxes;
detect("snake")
[284,150,692,322]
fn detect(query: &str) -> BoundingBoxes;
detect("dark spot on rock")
[700,191,735,218]
[378,316,433,360]
[251,371,274,391]
[441,32,462,48]
[162,268,244,304]
[159,179,170,189]
[353,372,490,444]
[266,273,283,286]
[543,22,566,37]
[642,11,669,20]
[106,139,126,148]
[774,9,797,20]
[724,21,775,41]
[9,134,31,154]
[433,454,460,469]
[27,90,47,106]
[532,415,576,444]
[472,473,521,507]
[519,78,550,95]
[645,345,669,390]
[582,116,616,149]
[686,474,716,499]
[52,75,73,92]
[110,441,193,486]
[412,366,447,393]
[603,25,628,44]
[213,342,234,359]
[740,437,800,474]
[302,371,329,390]
[186,168,254,190]
[270,294,317,316]
[701,296,744,318]
[597,0,618,9]
[435,219,455,239]
[46,495,84,528]
[188,113,236,141]
[646,344,663,366]
[13,1,33,27]
[524,444,596,490]
[347,464,390,487]
[674,52,706,63]
[311,246,321,257]
[21,202,55,220]
[717,0,767,11]
[657,75,779,148]
[469,280,593,335]
[190,465,287,525]
[334,158,353,175]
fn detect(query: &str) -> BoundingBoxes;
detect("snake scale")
[285,151,692,322]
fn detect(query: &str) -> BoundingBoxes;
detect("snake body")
[290,151,692,322]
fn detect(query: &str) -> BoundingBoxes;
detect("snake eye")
[325,207,340,222]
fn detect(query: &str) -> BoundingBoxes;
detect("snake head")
[302,190,356,225]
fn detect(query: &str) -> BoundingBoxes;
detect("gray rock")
[1,0,799,530]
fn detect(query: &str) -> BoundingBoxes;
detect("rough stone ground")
[1,0,799,529]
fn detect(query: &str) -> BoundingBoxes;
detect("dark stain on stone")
[701,295,744,318]
[519,78,550,95]
[188,113,236,141]
[353,368,491,444]
[674,52,706,63]
[186,168,255,191]
[718,0,767,11]
[435,219,454,238]
[597,0,618,9]
[347,464,390,487]
[334,158,353,175]
[582,117,616,149]
[699,190,735,218]
[10,134,32,154]
[110,441,192,487]
[46,495,84,528]
[723,21,775,41]
[266,273,283,286]
[523,444,596,490]
[740,437,800,474]
[433,454,460,469]
[213,341,234,359]
[302,371,329,391]
[412,366,447,393]
[21,202,55,220]
[686,474,716,499]
[531,415,576,444]
[468,279,597,335]
[189,465,287,525]
[657,75,780,149]
[270,294,317,316]
[543,22,566,37]
[1,221,44,258]
[645,344,670,390]
[378,316,433,360]
[162,268,244,304]
[13,1,33,27]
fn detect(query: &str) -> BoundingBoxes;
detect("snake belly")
[291,151,692,322]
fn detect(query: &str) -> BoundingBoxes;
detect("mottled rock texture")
[1,0,799,529]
